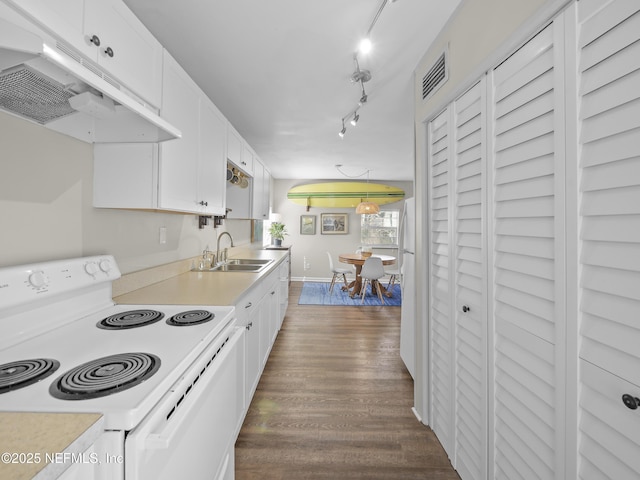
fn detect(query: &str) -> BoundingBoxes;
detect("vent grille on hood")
[0,66,76,124]
[56,41,121,91]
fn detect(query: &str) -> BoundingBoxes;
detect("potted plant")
[268,221,288,246]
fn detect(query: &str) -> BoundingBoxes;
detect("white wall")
[271,178,413,280]
[0,111,251,273]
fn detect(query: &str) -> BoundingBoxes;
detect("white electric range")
[0,255,243,480]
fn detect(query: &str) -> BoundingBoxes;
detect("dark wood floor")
[235,282,460,480]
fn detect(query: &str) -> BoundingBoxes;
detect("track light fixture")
[338,0,396,137]
[337,108,361,138]
[359,37,372,55]
[359,81,368,105]
[339,119,346,138]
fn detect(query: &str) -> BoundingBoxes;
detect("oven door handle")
[144,327,244,450]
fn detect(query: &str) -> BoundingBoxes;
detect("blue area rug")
[298,282,401,306]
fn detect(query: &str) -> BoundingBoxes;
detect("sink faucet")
[216,231,234,264]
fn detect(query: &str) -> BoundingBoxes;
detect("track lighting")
[359,84,368,105]
[338,0,397,137]
[338,109,360,137]
[358,38,372,55]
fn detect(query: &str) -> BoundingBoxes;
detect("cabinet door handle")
[89,34,101,46]
[199,200,208,207]
[622,394,640,410]
[244,302,252,309]
[462,305,470,313]
[104,46,114,58]
[246,321,253,330]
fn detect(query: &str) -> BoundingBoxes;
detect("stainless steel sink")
[226,258,272,265]
[213,264,266,272]
[192,258,273,273]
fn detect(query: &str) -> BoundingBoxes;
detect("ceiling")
[123,0,461,182]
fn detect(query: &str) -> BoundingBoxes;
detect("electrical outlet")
[303,256,310,271]
[159,227,167,245]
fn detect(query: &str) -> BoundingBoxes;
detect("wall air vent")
[422,51,447,101]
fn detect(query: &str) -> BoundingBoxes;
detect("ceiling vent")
[422,51,447,101]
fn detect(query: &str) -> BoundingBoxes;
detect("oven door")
[125,326,245,480]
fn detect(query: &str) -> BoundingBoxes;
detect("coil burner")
[166,310,215,326]
[49,352,160,400]
[0,358,60,394]
[97,309,165,330]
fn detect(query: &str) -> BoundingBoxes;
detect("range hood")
[0,10,181,143]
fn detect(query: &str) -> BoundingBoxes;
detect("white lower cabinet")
[424,2,640,479]
[235,260,288,408]
[261,271,280,367]
[235,286,262,401]
[278,255,290,327]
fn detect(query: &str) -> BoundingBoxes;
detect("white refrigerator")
[400,197,415,378]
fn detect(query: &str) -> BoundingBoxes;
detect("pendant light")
[355,200,380,214]
[355,170,380,214]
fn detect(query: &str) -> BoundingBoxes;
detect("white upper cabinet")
[226,123,254,177]
[251,158,270,220]
[93,50,226,216]
[240,143,255,177]
[226,125,243,170]
[84,0,162,106]
[157,50,226,215]
[5,0,163,107]
[157,50,200,212]
[198,99,227,216]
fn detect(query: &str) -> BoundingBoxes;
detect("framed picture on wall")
[300,215,316,235]
[321,213,348,235]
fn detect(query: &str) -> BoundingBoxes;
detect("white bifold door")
[427,10,569,480]
[428,79,488,480]
[488,18,568,480]
[576,0,640,478]
[425,1,640,479]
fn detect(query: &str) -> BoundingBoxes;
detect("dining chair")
[385,266,401,291]
[359,256,385,304]
[385,252,402,291]
[326,252,351,294]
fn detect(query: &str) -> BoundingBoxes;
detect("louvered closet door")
[452,80,487,480]
[577,1,640,478]
[489,20,566,480]
[428,107,454,458]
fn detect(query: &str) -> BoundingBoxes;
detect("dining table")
[338,253,396,298]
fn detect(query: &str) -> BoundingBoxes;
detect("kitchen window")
[360,210,400,247]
